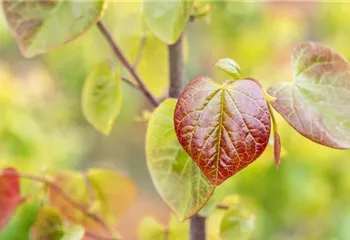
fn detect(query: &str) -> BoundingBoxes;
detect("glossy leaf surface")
[268,41,350,149]
[174,77,271,185]
[0,168,24,231]
[48,169,136,236]
[2,1,106,57]
[82,60,122,135]
[143,0,194,44]
[146,99,214,220]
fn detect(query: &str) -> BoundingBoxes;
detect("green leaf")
[143,0,194,44]
[30,207,64,240]
[146,99,215,221]
[82,60,122,135]
[174,77,271,186]
[61,226,85,240]
[0,201,40,240]
[220,207,256,240]
[138,217,165,240]
[48,169,136,237]
[2,1,107,57]
[216,58,242,80]
[267,41,350,149]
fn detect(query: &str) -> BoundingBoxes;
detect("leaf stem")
[3,171,118,240]
[97,21,159,107]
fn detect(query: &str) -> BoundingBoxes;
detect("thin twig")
[97,21,159,107]
[4,172,118,240]
[122,77,140,90]
[132,35,147,69]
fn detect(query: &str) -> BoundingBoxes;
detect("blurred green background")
[1,1,350,239]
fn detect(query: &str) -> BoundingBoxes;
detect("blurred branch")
[97,21,159,108]
[122,77,141,90]
[3,171,119,240]
[132,35,147,69]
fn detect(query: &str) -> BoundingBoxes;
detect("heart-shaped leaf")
[146,99,214,220]
[174,77,271,185]
[2,1,107,57]
[143,0,194,44]
[0,168,24,231]
[82,60,122,135]
[48,169,136,237]
[267,41,350,149]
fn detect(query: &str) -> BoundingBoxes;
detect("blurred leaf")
[174,77,271,185]
[143,0,194,44]
[215,58,241,80]
[0,201,40,240]
[0,168,24,231]
[146,99,215,220]
[82,60,122,135]
[137,35,168,97]
[2,1,107,57]
[268,41,350,149]
[48,169,136,237]
[61,226,85,240]
[168,215,189,240]
[220,207,256,240]
[138,217,165,240]
[31,207,64,240]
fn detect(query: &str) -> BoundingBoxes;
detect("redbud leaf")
[146,99,214,220]
[215,58,241,80]
[2,1,107,57]
[268,42,350,149]
[143,0,194,44]
[82,60,122,135]
[174,77,271,186]
[0,168,24,231]
[48,169,136,237]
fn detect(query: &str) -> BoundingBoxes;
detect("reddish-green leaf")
[268,42,350,149]
[0,168,24,231]
[2,1,107,57]
[174,77,271,185]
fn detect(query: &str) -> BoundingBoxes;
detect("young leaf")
[174,77,271,186]
[216,58,242,80]
[82,60,122,135]
[48,169,136,237]
[2,1,107,57]
[30,207,64,240]
[0,168,24,231]
[143,0,194,44]
[146,99,214,221]
[267,41,350,149]
[0,201,40,240]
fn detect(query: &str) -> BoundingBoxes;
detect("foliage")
[1,1,350,240]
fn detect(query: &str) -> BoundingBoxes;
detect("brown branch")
[122,77,140,90]
[4,172,119,240]
[97,21,159,107]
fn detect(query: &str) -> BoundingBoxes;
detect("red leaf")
[274,132,281,168]
[0,168,24,231]
[174,77,271,185]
